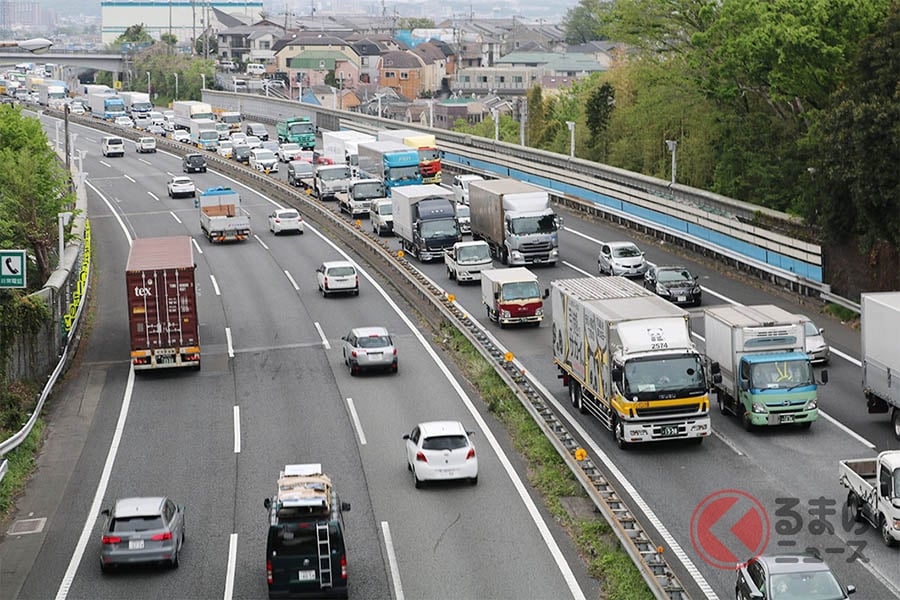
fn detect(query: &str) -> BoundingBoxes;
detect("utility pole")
[192,0,197,55]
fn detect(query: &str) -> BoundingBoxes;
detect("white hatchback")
[316,261,358,297]
[404,421,478,488]
[267,209,303,235]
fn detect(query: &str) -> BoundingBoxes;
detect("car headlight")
[806,399,817,410]
[535,307,543,317]
[510,251,522,259]
[693,286,701,294]
[751,402,767,414]
[500,310,511,318]
[656,283,669,295]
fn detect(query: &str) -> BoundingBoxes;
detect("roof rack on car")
[275,464,332,513]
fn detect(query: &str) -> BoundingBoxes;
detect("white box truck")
[322,130,375,176]
[862,292,900,438]
[173,100,214,130]
[198,187,251,243]
[119,91,152,115]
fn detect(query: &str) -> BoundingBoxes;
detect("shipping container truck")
[553,276,711,447]
[839,451,900,546]
[482,268,546,327]
[173,100,214,130]
[445,240,492,283]
[357,141,422,191]
[125,236,200,370]
[861,292,900,438]
[469,178,560,266]
[275,116,316,149]
[198,187,251,243]
[119,91,152,115]
[88,93,126,120]
[82,83,112,96]
[189,118,219,150]
[704,304,826,430]
[376,128,441,184]
[391,184,461,261]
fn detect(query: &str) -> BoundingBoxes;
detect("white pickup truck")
[839,450,900,546]
[444,241,492,283]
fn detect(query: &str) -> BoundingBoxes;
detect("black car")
[643,265,702,306]
[736,554,855,600]
[182,153,207,173]
[232,144,251,165]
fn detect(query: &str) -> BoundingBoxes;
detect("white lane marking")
[561,260,591,276]
[307,227,587,600]
[123,174,136,183]
[148,191,159,201]
[699,285,740,305]
[346,398,367,445]
[100,160,111,168]
[819,410,876,449]
[225,327,234,358]
[139,158,152,165]
[562,226,599,242]
[284,270,299,290]
[712,428,745,456]
[314,322,330,350]
[55,367,136,600]
[86,181,132,242]
[191,237,203,255]
[381,522,404,600]
[233,406,241,453]
[170,211,182,224]
[255,233,269,250]
[223,533,238,600]
[831,347,860,366]
[210,274,221,296]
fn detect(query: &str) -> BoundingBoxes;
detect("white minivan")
[245,63,266,76]
[101,136,125,157]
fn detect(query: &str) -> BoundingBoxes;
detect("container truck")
[839,451,900,546]
[482,268,546,327]
[376,128,441,184]
[173,100,214,130]
[445,240,492,283]
[357,141,422,191]
[552,276,711,448]
[189,118,219,150]
[339,178,385,218]
[198,187,251,243]
[275,116,316,149]
[704,304,826,430]
[861,292,900,438]
[88,93,126,120]
[469,178,560,266]
[36,82,67,108]
[125,236,200,370]
[119,91,152,116]
[391,184,461,261]
[322,130,375,176]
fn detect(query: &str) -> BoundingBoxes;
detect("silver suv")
[99,496,185,572]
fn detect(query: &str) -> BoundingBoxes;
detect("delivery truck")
[173,100,214,130]
[36,82,67,108]
[469,178,560,266]
[125,236,200,370]
[861,292,900,438]
[704,304,826,430]
[445,240,492,283]
[339,178,385,218]
[189,118,219,150]
[119,91,152,116]
[839,451,900,546]
[275,116,316,149]
[376,128,441,184]
[198,187,251,243]
[322,130,375,176]
[88,93,126,120]
[482,268,546,327]
[391,184,461,261]
[357,141,422,191]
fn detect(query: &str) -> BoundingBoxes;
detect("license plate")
[297,570,316,581]
[780,415,795,423]
[440,469,457,476]
[128,539,144,550]
[368,353,382,360]
[677,296,687,302]
[660,426,680,437]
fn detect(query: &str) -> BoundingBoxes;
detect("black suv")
[232,144,251,165]
[182,153,207,173]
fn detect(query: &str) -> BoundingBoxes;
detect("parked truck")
[88,93,126,120]
[189,118,219,150]
[198,187,251,243]
[705,304,826,430]
[482,268,546,327]
[391,184,461,261]
[36,82,67,108]
[553,276,711,447]
[313,164,352,201]
[173,100,214,131]
[445,240,492,283]
[125,236,200,370]
[839,451,900,546]
[339,178,385,218]
[469,178,560,266]
[376,128,442,184]
[119,91,152,116]
[322,130,375,176]
[861,292,900,438]
[275,116,316,149]
[357,141,422,192]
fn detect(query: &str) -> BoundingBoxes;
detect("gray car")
[341,326,398,375]
[99,496,185,572]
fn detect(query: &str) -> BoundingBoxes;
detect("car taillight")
[274,218,281,223]
[267,559,273,584]
[416,451,427,463]
[466,447,476,460]
[393,348,398,356]
[355,275,359,287]
[323,276,329,289]
[102,535,121,544]
[340,555,347,579]
[151,531,172,541]
[351,350,358,357]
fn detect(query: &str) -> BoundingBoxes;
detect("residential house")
[379,50,425,100]
[412,41,448,96]
[351,38,382,86]
[273,33,361,92]
[217,20,283,64]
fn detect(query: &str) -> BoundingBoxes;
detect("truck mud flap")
[867,394,890,413]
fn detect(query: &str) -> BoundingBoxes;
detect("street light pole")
[566,121,575,158]
[201,73,206,90]
[147,71,151,94]
[174,72,179,100]
[665,139,678,184]
[491,108,499,141]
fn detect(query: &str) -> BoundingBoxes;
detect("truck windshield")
[421,219,459,240]
[457,245,489,262]
[386,165,419,182]
[623,355,707,398]
[418,148,440,161]
[352,181,384,199]
[289,122,314,135]
[510,214,558,235]
[500,281,540,301]
[221,114,241,124]
[320,167,350,180]
[200,132,218,141]
[750,360,813,389]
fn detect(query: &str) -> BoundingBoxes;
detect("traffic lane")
[231,347,391,600]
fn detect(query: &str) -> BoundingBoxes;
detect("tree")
[397,18,435,29]
[160,33,177,47]
[115,23,153,45]
[561,0,605,44]
[585,81,615,162]
[195,34,218,56]
[525,85,548,148]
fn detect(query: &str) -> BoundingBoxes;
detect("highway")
[11,115,597,600]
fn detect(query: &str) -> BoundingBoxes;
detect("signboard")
[0,249,26,288]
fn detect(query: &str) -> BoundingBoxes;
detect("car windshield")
[750,360,813,390]
[291,164,313,176]
[219,141,233,149]
[510,214,557,235]
[327,266,355,277]
[658,268,694,283]
[173,178,191,185]
[456,205,470,218]
[500,281,540,301]
[377,204,392,215]
[386,165,419,181]
[320,167,350,180]
[288,122,314,134]
[186,155,205,165]
[281,144,300,152]
[613,245,642,258]
[278,211,299,219]
[234,146,250,156]
[623,355,707,398]
[357,335,390,348]
[268,523,341,555]
[422,435,467,451]
[421,219,460,240]
[457,244,490,262]
[769,571,845,600]
[418,148,440,161]
[199,131,218,140]
[111,515,164,532]
[255,150,276,161]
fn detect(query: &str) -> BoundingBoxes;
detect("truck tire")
[741,410,753,431]
[881,515,897,547]
[892,408,900,440]
[447,266,455,280]
[612,416,629,450]
[848,493,864,522]
[569,381,586,414]
[717,391,728,415]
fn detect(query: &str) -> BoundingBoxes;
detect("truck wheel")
[612,416,629,450]
[447,266,455,280]
[881,515,897,547]
[848,493,864,522]
[741,410,753,432]
[717,392,728,415]
[892,409,900,440]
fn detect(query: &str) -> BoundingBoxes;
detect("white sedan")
[403,421,478,488]
[169,129,190,143]
[267,209,304,235]
[114,116,133,128]
[216,140,234,159]
[277,143,302,162]
[167,176,195,198]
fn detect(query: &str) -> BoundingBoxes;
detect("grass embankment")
[440,323,653,600]
[0,392,43,518]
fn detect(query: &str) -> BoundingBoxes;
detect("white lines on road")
[191,238,203,255]
[346,398,367,445]
[123,174,136,183]
[699,285,740,305]
[87,181,132,244]
[139,158,152,165]
[314,322,330,350]
[284,270,300,290]
[381,522,404,600]
[233,406,242,453]
[210,274,221,295]
[562,260,591,276]
[831,347,861,367]
[819,409,876,449]
[170,211,182,224]
[225,327,234,358]
[55,367,136,600]
[254,233,269,250]
[100,160,111,168]
[223,533,238,600]
[147,191,159,201]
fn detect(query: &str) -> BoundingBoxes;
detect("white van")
[245,63,266,76]
[101,136,125,157]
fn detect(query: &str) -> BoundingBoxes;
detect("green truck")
[276,116,316,149]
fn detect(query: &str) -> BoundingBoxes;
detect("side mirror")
[402,434,410,440]
[466,430,475,437]
[340,335,347,342]
[739,377,749,391]
[819,328,825,335]
[542,288,549,299]
[611,366,622,382]
[846,585,856,595]
[263,498,271,509]
[820,370,829,385]
[713,373,722,384]
[101,508,110,517]
[709,361,721,375]
[341,501,351,511]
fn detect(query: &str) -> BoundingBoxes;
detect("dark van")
[182,152,207,173]
[264,464,350,599]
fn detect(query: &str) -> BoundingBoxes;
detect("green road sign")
[0,249,26,288]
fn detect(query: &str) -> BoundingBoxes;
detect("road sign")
[0,249,27,288]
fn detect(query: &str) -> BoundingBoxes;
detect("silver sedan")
[341,326,398,374]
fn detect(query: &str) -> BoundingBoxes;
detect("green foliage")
[195,34,218,56]
[160,33,177,47]
[133,53,216,103]
[561,0,606,44]
[0,418,43,516]
[453,111,519,143]
[397,18,435,29]
[525,85,548,147]
[115,23,153,44]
